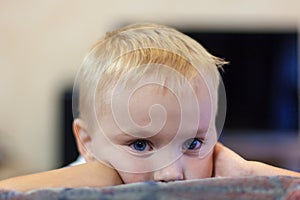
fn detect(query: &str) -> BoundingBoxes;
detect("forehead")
[132,83,211,129]
[98,79,213,140]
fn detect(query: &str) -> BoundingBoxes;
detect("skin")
[0,161,123,191]
[214,143,300,177]
[78,82,216,183]
[1,83,300,191]
[1,143,299,192]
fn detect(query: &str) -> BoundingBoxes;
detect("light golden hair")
[75,23,227,128]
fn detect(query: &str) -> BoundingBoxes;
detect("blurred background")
[0,0,300,179]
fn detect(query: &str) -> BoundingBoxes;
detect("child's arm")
[0,161,123,192]
[213,142,300,177]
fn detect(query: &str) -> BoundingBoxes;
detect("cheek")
[118,171,152,184]
[183,151,214,179]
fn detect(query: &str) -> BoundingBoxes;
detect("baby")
[0,23,299,191]
[72,22,227,182]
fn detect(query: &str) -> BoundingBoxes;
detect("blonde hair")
[75,23,227,128]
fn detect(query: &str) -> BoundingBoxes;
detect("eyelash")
[129,140,152,152]
[182,138,203,151]
[129,138,203,153]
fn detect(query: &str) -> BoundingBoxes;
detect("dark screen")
[183,31,298,132]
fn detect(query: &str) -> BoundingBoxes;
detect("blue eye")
[130,140,151,152]
[183,138,202,150]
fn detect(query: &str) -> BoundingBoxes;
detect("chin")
[118,171,152,184]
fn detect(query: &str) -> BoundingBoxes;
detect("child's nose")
[153,160,184,182]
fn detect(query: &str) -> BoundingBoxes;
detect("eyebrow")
[111,128,209,143]
[196,130,209,139]
[111,129,156,143]
[197,128,208,134]
[113,132,137,141]
[181,129,208,140]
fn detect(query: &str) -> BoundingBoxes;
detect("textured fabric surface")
[0,176,300,200]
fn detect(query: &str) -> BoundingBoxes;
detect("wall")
[0,0,300,178]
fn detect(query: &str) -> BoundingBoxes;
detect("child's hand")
[0,161,123,192]
[213,142,300,177]
[213,142,250,177]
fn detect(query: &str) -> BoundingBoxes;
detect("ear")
[73,118,95,162]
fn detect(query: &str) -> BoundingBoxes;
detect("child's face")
[89,78,216,183]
